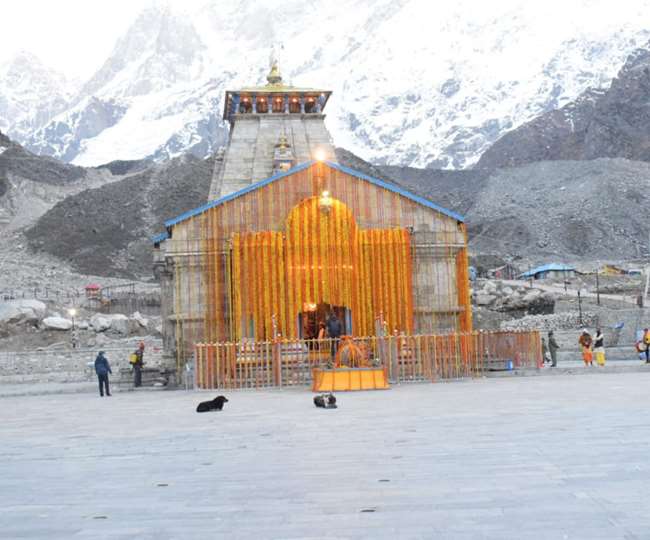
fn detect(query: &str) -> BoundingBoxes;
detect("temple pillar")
[300,97,306,114]
[252,94,257,114]
[283,94,289,113]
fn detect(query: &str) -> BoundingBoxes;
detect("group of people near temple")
[92,342,146,397]
[315,313,343,358]
[542,327,650,368]
[576,328,606,366]
[541,328,606,367]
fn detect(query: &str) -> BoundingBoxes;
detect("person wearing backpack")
[644,329,650,363]
[130,341,145,387]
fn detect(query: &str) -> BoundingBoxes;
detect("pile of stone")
[472,279,555,314]
[0,299,47,327]
[0,298,161,343]
[499,311,598,332]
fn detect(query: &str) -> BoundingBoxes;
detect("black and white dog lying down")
[313,393,337,409]
[196,395,228,413]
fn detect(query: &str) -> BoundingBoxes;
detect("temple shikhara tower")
[209,62,335,199]
[153,63,473,382]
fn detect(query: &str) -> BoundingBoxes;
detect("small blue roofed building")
[519,263,576,281]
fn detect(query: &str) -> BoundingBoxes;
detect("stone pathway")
[2,373,650,539]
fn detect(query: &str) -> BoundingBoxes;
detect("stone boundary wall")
[0,347,165,384]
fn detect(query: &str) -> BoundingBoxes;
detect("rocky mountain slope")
[0,131,210,282]
[0,130,116,231]
[20,144,650,280]
[24,154,214,278]
[477,46,650,168]
[3,1,650,169]
[384,158,650,261]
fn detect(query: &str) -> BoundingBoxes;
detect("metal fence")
[194,330,542,390]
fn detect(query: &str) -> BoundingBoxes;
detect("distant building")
[488,263,519,280]
[600,264,625,276]
[519,263,576,280]
[84,283,101,300]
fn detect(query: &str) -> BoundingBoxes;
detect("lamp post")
[68,308,76,330]
[68,308,77,349]
[577,290,583,326]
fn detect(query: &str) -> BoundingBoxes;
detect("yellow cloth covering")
[595,350,606,366]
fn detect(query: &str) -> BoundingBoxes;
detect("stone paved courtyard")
[2,373,650,539]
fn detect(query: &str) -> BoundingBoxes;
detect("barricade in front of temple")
[193,330,542,390]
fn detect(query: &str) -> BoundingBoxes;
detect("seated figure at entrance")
[335,336,367,368]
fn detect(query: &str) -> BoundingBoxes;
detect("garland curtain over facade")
[163,162,471,363]
[228,196,414,341]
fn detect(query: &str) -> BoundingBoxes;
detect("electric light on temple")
[319,190,332,213]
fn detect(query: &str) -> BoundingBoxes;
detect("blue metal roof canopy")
[519,263,576,279]
[153,160,465,243]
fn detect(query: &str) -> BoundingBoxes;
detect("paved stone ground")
[2,373,650,539]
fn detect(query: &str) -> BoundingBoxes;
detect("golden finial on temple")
[266,59,283,86]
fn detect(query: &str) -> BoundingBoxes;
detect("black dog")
[327,393,337,408]
[313,393,337,409]
[196,395,228,413]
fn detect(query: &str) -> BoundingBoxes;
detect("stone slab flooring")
[2,374,650,539]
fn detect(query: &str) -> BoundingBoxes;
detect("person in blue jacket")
[94,351,112,397]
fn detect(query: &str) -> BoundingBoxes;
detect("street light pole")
[577,290,583,326]
[596,265,600,306]
[68,308,77,349]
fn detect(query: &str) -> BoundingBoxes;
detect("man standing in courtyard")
[326,312,343,359]
[548,331,559,367]
[94,351,112,397]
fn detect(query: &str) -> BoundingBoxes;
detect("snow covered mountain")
[5,0,650,169]
[0,51,77,145]
[477,46,650,168]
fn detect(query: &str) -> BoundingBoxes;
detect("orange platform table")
[311,367,389,392]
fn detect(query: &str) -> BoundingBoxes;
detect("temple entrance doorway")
[298,303,350,340]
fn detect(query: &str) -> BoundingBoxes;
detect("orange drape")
[227,197,413,340]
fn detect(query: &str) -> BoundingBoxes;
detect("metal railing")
[194,330,542,390]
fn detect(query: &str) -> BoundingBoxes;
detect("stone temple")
[153,64,471,377]
[209,62,336,199]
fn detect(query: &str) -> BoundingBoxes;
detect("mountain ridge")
[4,0,650,169]
[477,44,650,168]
